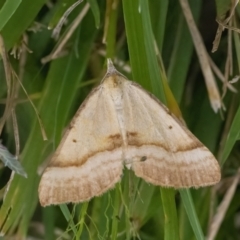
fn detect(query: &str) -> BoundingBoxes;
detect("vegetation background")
[0,0,240,239]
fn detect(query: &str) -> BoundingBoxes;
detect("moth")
[38,59,221,206]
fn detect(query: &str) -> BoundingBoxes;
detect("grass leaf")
[0,143,27,178]
[0,0,22,31]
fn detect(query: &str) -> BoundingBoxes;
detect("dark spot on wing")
[108,134,121,140]
[127,132,138,137]
[127,131,141,145]
[108,134,122,148]
[168,125,172,129]
[129,217,134,222]
[112,76,119,87]
[140,156,147,162]
[72,139,77,143]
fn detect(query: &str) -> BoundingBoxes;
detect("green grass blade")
[149,1,169,52]
[105,0,118,58]
[139,0,166,103]
[87,0,100,28]
[220,104,240,165]
[1,0,46,49]
[110,184,121,239]
[161,188,179,240]
[122,0,152,91]
[0,0,22,31]
[42,207,55,240]
[167,1,201,103]
[179,189,205,240]
[59,204,78,236]
[76,202,89,238]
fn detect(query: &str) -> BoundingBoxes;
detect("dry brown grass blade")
[102,0,119,44]
[0,35,17,135]
[208,56,237,93]
[11,35,29,157]
[0,34,47,141]
[13,72,48,141]
[42,2,90,64]
[179,0,221,113]
[207,169,240,240]
[212,0,239,53]
[52,0,83,40]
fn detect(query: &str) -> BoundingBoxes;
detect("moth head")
[103,74,125,90]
